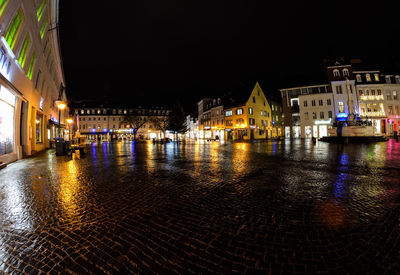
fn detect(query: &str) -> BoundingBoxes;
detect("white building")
[73,104,170,141]
[185,114,199,140]
[299,89,334,138]
[0,0,66,165]
[355,71,400,135]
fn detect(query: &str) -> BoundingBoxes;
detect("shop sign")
[315,118,332,125]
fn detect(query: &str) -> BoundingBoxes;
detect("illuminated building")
[0,0,66,165]
[71,101,170,141]
[355,71,400,136]
[197,98,213,139]
[185,114,198,140]
[223,81,273,140]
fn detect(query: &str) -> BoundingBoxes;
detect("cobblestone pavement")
[0,139,400,274]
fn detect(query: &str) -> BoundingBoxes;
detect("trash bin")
[55,138,66,156]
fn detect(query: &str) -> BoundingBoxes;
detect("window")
[359,90,363,96]
[374,74,379,82]
[103,109,107,114]
[377,89,382,95]
[311,100,315,106]
[18,34,31,68]
[336,86,342,94]
[319,99,323,106]
[236,108,243,115]
[5,8,24,51]
[349,85,353,93]
[366,74,371,82]
[112,109,116,114]
[104,117,106,121]
[327,99,331,105]
[371,90,375,96]
[35,70,41,89]
[236,118,244,124]
[91,110,95,114]
[272,105,274,111]
[87,110,90,114]
[249,118,255,125]
[40,16,48,39]
[385,76,391,84]
[113,124,116,128]
[225,110,232,116]
[343,69,349,77]
[333,69,340,77]
[263,101,265,106]
[80,110,84,114]
[248,107,253,115]
[304,112,309,120]
[396,76,400,84]
[388,106,393,115]
[82,118,85,121]
[118,110,122,114]
[393,91,398,100]
[27,52,36,80]
[373,104,377,112]
[123,110,127,114]
[252,96,256,103]
[395,106,399,115]
[257,90,260,96]
[0,0,9,17]
[386,91,392,100]
[97,110,101,114]
[320,112,324,119]
[367,104,371,112]
[328,111,332,118]
[226,120,232,126]
[37,0,47,21]
[88,117,91,121]
[303,101,308,107]
[338,102,344,113]
[82,125,86,130]
[35,113,43,143]
[356,74,361,82]
[312,112,317,119]
[260,111,263,116]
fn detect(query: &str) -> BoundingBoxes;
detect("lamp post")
[55,101,66,138]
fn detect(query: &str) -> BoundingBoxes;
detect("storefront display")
[0,85,16,156]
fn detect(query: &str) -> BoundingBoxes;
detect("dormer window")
[342,69,349,77]
[366,74,371,82]
[396,75,400,84]
[374,74,379,82]
[385,75,391,84]
[333,69,340,77]
[356,74,361,82]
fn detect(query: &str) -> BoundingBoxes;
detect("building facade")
[223,82,273,140]
[355,71,400,135]
[73,103,171,141]
[0,0,66,165]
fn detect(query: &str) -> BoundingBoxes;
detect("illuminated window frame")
[0,0,9,17]
[27,52,36,80]
[18,34,31,68]
[5,8,24,51]
[37,0,47,22]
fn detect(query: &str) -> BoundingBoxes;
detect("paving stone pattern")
[0,140,399,274]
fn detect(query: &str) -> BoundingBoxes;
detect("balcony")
[359,95,384,101]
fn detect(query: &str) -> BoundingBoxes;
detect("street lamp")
[55,100,66,138]
[66,118,73,141]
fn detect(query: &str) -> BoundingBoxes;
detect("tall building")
[0,0,66,165]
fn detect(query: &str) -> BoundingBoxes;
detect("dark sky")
[59,0,400,113]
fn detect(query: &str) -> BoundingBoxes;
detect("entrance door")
[250,129,254,140]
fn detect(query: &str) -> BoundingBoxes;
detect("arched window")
[374,74,379,82]
[342,69,349,77]
[356,74,361,82]
[366,74,371,82]
[333,69,340,77]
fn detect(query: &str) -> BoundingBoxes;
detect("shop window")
[36,113,43,143]
[0,86,16,155]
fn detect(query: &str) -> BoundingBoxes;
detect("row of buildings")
[186,81,284,141]
[185,61,400,141]
[281,62,400,138]
[70,101,172,141]
[0,0,67,165]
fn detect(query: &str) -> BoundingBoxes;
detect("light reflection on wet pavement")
[0,139,399,274]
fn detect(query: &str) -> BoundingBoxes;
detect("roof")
[69,100,170,110]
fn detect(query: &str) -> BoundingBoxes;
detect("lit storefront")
[0,85,16,160]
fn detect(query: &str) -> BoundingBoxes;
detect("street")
[0,140,399,274]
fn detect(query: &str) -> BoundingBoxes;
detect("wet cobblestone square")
[0,140,399,274]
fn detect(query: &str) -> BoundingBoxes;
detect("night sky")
[59,1,400,113]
